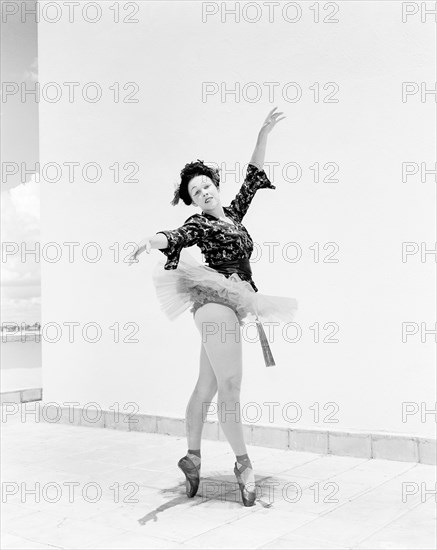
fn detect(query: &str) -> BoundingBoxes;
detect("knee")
[218,374,241,395]
[194,381,217,400]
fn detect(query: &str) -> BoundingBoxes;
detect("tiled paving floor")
[1,405,435,549]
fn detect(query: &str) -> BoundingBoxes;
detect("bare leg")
[185,342,218,450]
[193,303,248,456]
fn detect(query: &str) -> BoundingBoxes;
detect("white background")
[38,1,436,436]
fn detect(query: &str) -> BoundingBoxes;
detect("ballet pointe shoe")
[233,461,256,507]
[178,455,200,498]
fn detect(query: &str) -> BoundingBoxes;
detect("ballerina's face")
[188,175,220,211]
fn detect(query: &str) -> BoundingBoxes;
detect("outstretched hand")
[259,106,286,135]
[127,237,152,267]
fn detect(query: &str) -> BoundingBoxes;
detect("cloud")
[1,174,41,322]
[2,174,40,240]
[22,56,38,82]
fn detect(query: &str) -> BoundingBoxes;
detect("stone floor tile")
[1,531,63,550]
[179,508,315,549]
[82,529,186,549]
[281,454,369,480]
[2,511,128,549]
[354,501,436,549]
[2,408,434,550]
[258,532,351,549]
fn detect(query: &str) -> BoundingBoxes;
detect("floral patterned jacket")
[156,163,276,292]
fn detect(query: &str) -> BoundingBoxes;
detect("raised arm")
[227,107,286,222]
[249,106,286,170]
[227,164,276,223]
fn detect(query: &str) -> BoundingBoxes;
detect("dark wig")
[170,159,220,206]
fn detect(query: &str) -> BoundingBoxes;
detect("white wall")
[39,1,436,436]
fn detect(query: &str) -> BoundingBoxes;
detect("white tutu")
[152,249,298,327]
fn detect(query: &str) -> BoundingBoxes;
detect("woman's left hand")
[259,106,286,135]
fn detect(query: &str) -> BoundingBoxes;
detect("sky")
[1,175,41,324]
[1,0,40,324]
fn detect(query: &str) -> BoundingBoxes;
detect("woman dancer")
[129,107,298,507]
